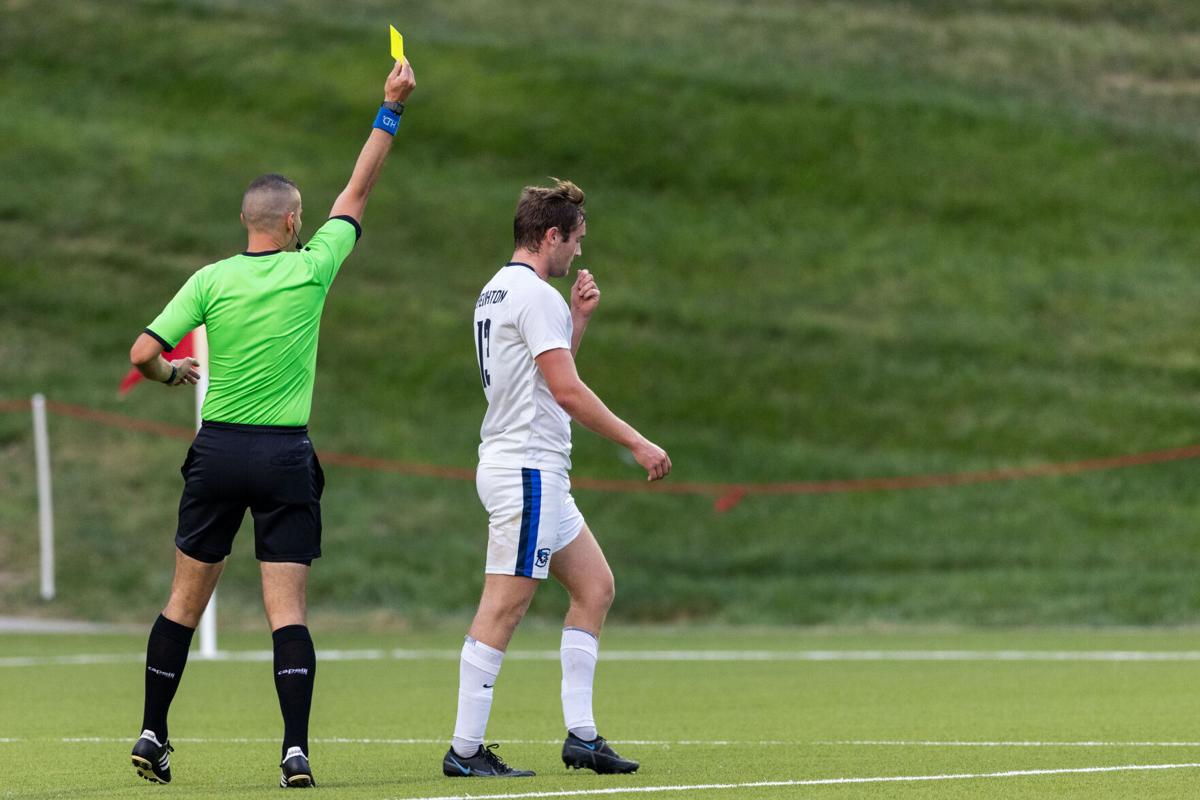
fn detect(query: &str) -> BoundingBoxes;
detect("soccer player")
[126,59,415,789]
[443,180,671,778]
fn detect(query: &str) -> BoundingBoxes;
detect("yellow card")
[390,25,405,62]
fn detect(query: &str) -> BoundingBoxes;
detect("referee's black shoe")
[442,743,535,777]
[562,733,639,774]
[280,747,316,788]
[131,729,174,784]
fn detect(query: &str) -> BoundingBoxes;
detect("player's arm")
[536,348,671,481]
[569,268,599,355]
[129,334,200,387]
[327,59,416,224]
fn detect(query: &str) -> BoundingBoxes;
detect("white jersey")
[474,262,573,474]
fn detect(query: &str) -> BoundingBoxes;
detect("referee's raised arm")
[329,59,416,224]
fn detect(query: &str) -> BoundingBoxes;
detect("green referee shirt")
[145,216,362,427]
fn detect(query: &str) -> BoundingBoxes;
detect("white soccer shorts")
[476,465,585,579]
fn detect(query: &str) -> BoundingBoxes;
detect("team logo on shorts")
[536,548,551,568]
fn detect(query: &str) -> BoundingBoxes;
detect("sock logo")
[276,667,310,677]
[482,683,494,688]
[146,666,177,679]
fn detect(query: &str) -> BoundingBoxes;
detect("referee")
[126,59,415,789]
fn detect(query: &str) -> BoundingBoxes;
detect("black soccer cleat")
[131,729,174,784]
[442,743,535,777]
[562,733,639,774]
[279,747,316,788]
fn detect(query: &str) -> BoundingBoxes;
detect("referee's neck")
[247,230,291,254]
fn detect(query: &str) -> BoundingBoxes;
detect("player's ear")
[239,212,247,229]
[546,226,560,246]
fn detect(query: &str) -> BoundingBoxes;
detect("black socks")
[141,615,315,759]
[141,614,195,741]
[272,624,316,759]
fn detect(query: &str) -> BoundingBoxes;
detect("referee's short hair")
[513,178,585,252]
[242,173,301,231]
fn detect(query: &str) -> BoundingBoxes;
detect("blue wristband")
[373,106,401,135]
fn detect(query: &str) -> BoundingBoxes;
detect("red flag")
[119,331,195,396]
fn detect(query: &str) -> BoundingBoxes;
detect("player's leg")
[444,467,555,778]
[551,523,614,640]
[468,573,539,650]
[133,426,244,784]
[550,512,638,774]
[445,574,538,778]
[550,524,611,739]
[250,427,323,787]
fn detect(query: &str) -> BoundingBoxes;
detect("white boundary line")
[13,647,1200,668]
[821,740,1200,747]
[16,737,1200,748]
[385,763,1200,800]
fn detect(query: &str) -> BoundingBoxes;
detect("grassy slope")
[4,0,1200,623]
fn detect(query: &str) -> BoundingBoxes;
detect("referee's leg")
[164,548,225,627]
[261,561,317,783]
[134,549,224,781]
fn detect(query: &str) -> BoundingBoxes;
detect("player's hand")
[166,357,200,386]
[571,269,600,319]
[632,438,671,482]
[385,59,416,103]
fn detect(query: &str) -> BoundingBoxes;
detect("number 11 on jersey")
[476,318,492,388]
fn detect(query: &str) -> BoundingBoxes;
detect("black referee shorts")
[175,421,325,564]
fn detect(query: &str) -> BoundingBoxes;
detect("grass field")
[7,626,1200,799]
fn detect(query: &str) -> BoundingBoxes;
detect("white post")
[32,393,55,601]
[193,326,219,659]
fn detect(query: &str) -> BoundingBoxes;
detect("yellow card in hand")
[390,25,405,62]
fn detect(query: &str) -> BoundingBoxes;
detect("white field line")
[821,740,1200,747]
[13,647,1200,668]
[41,737,801,746]
[385,763,1200,800]
[0,616,138,634]
[25,737,1200,748]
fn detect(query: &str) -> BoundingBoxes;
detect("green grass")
[8,627,1200,798]
[7,0,1200,623]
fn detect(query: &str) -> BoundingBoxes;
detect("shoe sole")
[132,755,167,784]
[443,765,536,778]
[563,757,639,774]
[282,774,314,788]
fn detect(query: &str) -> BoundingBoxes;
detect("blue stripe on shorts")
[515,468,542,577]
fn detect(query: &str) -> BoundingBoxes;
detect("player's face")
[548,221,585,278]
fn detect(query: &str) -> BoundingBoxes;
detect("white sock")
[561,627,599,741]
[451,636,505,758]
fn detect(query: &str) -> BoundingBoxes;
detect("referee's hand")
[385,59,416,103]
[166,357,201,386]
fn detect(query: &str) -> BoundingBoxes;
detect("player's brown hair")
[513,178,586,252]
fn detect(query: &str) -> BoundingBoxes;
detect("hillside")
[4,0,1200,625]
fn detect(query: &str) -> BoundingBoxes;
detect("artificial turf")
[5,627,1200,798]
